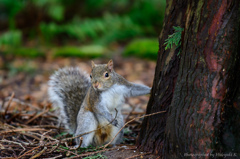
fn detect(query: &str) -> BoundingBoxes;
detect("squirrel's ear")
[91,61,95,68]
[107,59,113,72]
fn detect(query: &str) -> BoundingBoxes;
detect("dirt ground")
[102,146,159,159]
[0,55,157,158]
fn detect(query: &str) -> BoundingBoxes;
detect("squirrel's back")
[48,67,90,133]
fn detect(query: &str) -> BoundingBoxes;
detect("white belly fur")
[100,84,128,111]
[95,84,127,145]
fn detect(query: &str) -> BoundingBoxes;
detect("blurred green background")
[0,0,166,60]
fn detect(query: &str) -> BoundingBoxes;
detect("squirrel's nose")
[94,82,99,88]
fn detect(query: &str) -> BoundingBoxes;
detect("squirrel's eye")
[105,72,109,77]
[90,75,92,78]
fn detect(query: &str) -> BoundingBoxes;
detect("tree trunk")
[138,0,240,158]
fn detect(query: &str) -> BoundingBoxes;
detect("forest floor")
[0,55,159,158]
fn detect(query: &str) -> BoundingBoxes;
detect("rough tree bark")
[138,0,240,158]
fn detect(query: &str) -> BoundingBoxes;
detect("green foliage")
[0,30,22,47]
[0,0,166,60]
[129,0,166,31]
[37,0,166,44]
[123,38,158,60]
[0,0,166,45]
[53,45,106,58]
[33,0,65,21]
[0,0,25,29]
[83,154,107,159]
[164,26,184,55]
[40,14,143,44]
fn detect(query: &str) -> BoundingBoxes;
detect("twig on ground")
[32,125,61,129]
[4,92,15,116]
[17,145,41,159]
[8,146,18,158]
[0,128,48,134]
[70,137,82,150]
[42,154,63,159]
[0,143,5,149]
[12,136,30,146]
[57,147,80,157]
[13,123,60,129]
[19,132,41,141]
[30,146,47,159]
[0,139,26,151]
[25,108,50,124]
[39,129,53,146]
[48,140,61,153]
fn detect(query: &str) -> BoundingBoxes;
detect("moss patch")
[3,47,45,58]
[14,48,45,58]
[123,39,158,60]
[53,45,106,58]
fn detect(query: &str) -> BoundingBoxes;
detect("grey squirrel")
[48,60,151,147]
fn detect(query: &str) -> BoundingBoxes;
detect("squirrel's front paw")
[111,119,118,127]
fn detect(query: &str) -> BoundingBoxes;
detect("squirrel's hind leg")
[74,111,97,147]
[110,114,124,145]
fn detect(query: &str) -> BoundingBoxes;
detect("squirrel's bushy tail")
[48,67,90,134]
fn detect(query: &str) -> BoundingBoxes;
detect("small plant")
[123,127,132,135]
[164,26,184,56]
[77,145,98,153]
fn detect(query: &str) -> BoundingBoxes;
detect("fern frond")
[164,26,183,51]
